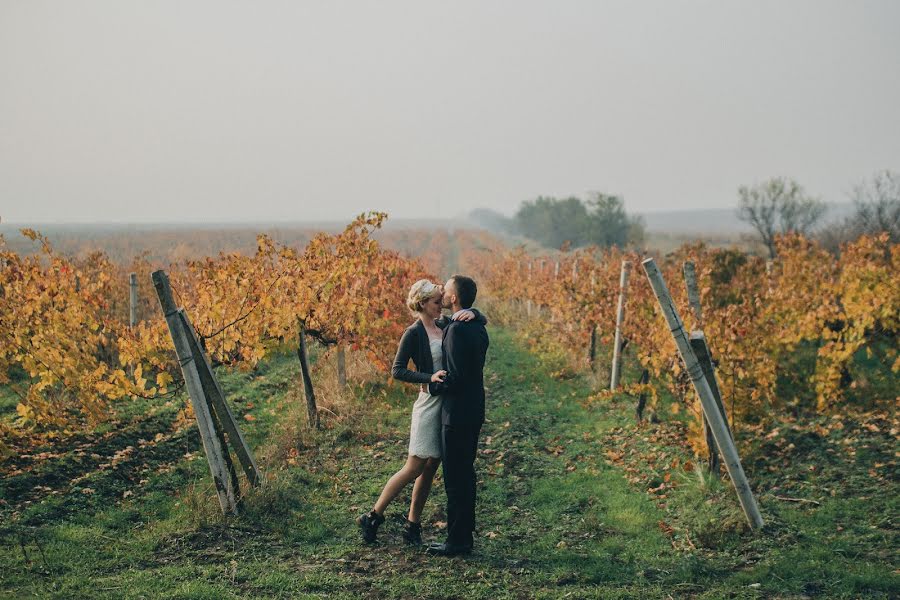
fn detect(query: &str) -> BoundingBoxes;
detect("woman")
[357,279,485,545]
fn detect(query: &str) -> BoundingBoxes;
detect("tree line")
[471,168,898,256]
[470,193,645,250]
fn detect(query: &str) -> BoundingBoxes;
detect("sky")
[1,1,898,224]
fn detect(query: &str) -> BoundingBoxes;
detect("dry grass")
[256,346,382,468]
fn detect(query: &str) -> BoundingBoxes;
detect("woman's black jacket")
[390,310,486,384]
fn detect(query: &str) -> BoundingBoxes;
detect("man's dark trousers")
[428,317,489,549]
[442,422,481,547]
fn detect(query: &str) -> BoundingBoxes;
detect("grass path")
[1,329,896,598]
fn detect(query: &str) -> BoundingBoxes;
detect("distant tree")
[819,170,900,252]
[737,177,826,258]
[512,194,641,250]
[514,196,589,248]
[848,169,900,243]
[468,208,514,234]
[584,193,644,248]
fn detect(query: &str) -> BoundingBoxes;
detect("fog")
[1,1,898,223]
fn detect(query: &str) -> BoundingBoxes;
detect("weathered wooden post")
[610,261,631,390]
[129,272,138,379]
[129,272,138,328]
[682,261,702,324]
[337,345,347,387]
[642,258,764,529]
[180,310,260,487]
[690,331,732,475]
[152,270,239,515]
[297,321,320,429]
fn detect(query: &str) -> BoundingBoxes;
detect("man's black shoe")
[426,542,472,556]
[356,510,384,544]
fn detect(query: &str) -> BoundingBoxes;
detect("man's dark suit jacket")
[428,318,490,426]
[391,310,486,385]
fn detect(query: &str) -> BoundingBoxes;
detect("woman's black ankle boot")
[402,519,422,546]
[356,510,385,543]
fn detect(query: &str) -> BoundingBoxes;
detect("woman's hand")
[431,370,447,383]
[454,309,476,322]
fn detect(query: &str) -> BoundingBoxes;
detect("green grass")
[1,329,897,598]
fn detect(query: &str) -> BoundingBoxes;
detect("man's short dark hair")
[450,275,477,309]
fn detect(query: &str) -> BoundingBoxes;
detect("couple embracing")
[357,275,489,557]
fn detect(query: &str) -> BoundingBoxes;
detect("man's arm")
[436,308,487,329]
[428,324,468,395]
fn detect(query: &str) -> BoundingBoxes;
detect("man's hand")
[453,309,475,321]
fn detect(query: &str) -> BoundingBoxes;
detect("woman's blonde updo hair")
[406,279,441,314]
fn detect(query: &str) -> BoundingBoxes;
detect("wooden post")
[129,272,138,379]
[297,322,319,429]
[180,310,260,487]
[526,299,532,317]
[572,259,578,281]
[635,369,650,422]
[554,261,560,278]
[151,270,239,515]
[682,261,702,324]
[610,261,631,390]
[337,345,347,387]
[590,273,596,290]
[528,262,533,279]
[129,272,138,328]
[589,325,597,372]
[690,331,732,475]
[641,258,764,529]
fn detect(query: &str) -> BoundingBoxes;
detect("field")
[1,222,898,599]
[1,330,895,599]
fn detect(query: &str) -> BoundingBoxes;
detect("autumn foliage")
[474,233,898,455]
[0,214,431,450]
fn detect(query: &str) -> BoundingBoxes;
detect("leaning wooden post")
[610,261,631,390]
[337,345,347,387]
[682,261,702,324]
[689,331,732,475]
[297,321,320,429]
[151,270,239,515]
[129,272,138,328]
[642,258,764,529]
[180,310,260,487]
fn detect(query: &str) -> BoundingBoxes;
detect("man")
[426,275,489,556]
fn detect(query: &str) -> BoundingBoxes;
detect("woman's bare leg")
[372,455,427,516]
[408,457,441,523]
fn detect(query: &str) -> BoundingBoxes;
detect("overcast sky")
[1,1,898,224]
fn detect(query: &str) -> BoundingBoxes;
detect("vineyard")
[478,233,898,454]
[1,219,897,598]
